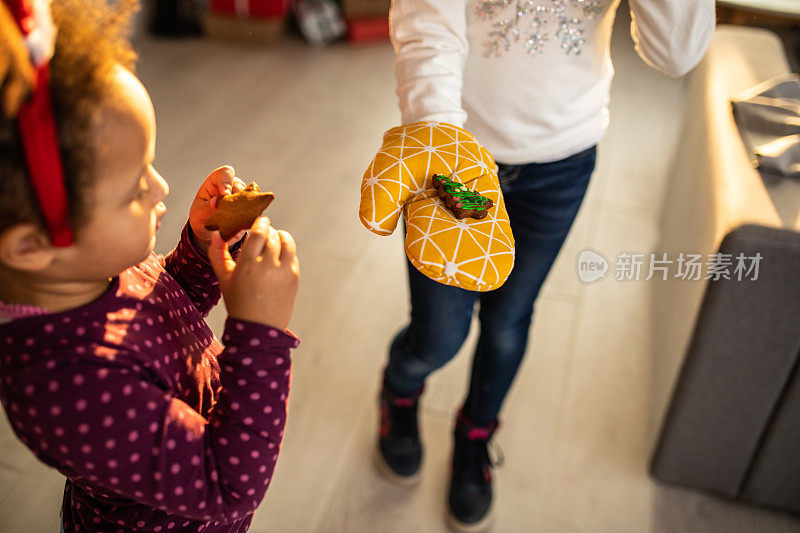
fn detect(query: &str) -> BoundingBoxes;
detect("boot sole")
[373,442,422,486]
[446,507,494,533]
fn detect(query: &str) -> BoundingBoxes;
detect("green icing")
[433,174,490,210]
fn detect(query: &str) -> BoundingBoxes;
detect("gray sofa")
[649,25,800,515]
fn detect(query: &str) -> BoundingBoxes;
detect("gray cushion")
[651,224,800,514]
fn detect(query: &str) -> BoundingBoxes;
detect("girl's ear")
[0,224,56,272]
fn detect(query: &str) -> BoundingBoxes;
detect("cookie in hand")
[432,174,493,220]
[204,183,275,240]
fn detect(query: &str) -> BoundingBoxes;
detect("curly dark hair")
[0,0,138,236]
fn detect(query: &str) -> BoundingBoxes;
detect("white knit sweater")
[391,0,716,163]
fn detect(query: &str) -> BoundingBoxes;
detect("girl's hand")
[208,217,300,330]
[189,166,247,253]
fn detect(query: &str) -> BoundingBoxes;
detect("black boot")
[447,411,501,531]
[376,378,423,484]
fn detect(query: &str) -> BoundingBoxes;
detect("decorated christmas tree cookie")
[432,174,494,220]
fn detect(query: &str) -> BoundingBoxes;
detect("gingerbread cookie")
[204,183,275,240]
[432,174,493,220]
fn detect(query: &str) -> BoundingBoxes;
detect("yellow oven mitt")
[359,122,515,292]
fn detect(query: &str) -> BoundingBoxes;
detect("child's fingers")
[231,177,246,193]
[277,230,297,265]
[208,166,235,196]
[262,226,282,266]
[208,232,236,284]
[239,216,270,261]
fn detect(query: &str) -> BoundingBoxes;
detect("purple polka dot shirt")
[0,224,299,532]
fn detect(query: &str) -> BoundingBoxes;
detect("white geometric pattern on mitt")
[360,122,515,290]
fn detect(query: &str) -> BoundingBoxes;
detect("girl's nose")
[151,167,169,201]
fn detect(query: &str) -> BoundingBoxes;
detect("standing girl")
[373,0,716,530]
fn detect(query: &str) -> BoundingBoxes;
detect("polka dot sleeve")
[161,223,243,318]
[2,318,297,525]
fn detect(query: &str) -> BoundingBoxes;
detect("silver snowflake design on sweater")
[476,0,603,57]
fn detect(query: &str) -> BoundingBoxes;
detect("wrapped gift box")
[346,16,389,43]
[341,0,389,18]
[205,12,285,43]
[205,0,288,44]
[295,0,346,45]
[209,0,290,18]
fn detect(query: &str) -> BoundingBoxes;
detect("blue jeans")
[385,145,597,425]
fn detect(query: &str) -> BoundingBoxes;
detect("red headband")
[5,0,73,247]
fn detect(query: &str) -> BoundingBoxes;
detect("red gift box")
[209,0,289,18]
[346,16,389,43]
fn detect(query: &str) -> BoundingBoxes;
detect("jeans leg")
[463,146,597,424]
[385,256,479,396]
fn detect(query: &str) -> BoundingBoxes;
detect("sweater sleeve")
[161,223,242,317]
[629,0,716,78]
[3,318,297,524]
[391,0,469,126]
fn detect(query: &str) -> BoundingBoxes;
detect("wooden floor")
[2,8,800,533]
